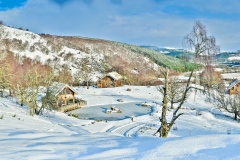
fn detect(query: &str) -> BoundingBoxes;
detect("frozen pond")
[68,102,153,121]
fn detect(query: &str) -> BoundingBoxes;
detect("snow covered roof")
[226,79,240,91]
[106,72,123,81]
[50,82,78,96]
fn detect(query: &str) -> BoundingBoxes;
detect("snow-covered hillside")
[1,85,240,159]
[0,25,163,83]
[0,26,105,79]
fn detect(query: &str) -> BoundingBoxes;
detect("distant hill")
[140,45,187,57]
[0,25,196,85]
[141,45,240,63]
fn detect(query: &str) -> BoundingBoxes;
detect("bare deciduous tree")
[0,61,12,97]
[154,67,170,137]
[74,55,103,89]
[18,67,42,116]
[183,21,220,62]
[183,21,220,100]
[209,91,240,120]
[200,65,224,90]
[41,69,57,111]
[17,67,55,116]
[154,21,220,138]
[154,68,193,137]
[168,77,186,109]
[56,64,72,84]
[227,94,240,120]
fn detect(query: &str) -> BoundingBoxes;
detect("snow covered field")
[222,73,240,80]
[1,85,240,159]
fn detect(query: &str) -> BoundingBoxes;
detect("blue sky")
[0,0,239,51]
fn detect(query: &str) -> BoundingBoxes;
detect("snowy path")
[106,116,156,137]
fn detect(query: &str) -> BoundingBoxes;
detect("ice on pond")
[68,102,153,121]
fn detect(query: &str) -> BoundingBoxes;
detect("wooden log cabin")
[48,83,87,112]
[51,83,78,106]
[97,72,123,88]
[226,79,240,94]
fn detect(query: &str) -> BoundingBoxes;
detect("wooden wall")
[97,76,122,88]
[229,82,240,94]
[57,87,75,106]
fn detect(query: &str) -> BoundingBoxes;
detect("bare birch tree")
[154,68,193,137]
[183,21,220,100]
[157,76,185,109]
[154,21,220,138]
[168,77,185,109]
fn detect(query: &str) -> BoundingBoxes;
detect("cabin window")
[59,88,72,95]
[66,88,71,94]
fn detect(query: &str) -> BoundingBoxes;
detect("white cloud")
[0,0,239,51]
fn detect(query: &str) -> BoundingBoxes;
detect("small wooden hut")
[51,83,77,106]
[226,79,240,94]
[50,83,87,112]
[97,72,123,88]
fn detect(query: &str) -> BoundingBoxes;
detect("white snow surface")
[228,56,240,61]
[1,85,240,159]
[222,73,240,79]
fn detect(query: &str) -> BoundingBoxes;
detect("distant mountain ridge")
[141,45,240,62]
[140,45,188,57]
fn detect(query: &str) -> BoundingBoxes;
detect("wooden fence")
[57,100,87,113]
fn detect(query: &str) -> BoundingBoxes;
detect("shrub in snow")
[106,107,122,113]
[68,113,80,119]
[131,115,134,121]
[173,126,178,131]
[141,102,151,107]
[117,99,123,102]
[196,110,202,116]
[227,129,232,134]
[106,109,112,114]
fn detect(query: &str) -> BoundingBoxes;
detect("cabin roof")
[50,82,78,96]
[226,79,240,91]
[106,72,122,81]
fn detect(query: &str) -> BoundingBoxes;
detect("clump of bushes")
[68,113,80,119]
